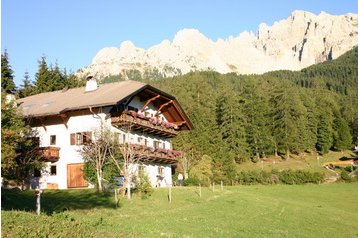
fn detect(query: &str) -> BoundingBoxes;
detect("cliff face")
[78,11,358,79]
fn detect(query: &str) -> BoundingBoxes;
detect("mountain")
[77,10,358,79]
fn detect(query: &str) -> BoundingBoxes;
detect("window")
[138,164,145,175]
[34,169,41,177]
[128,106,138,112]
[50,165,57,175]
[153,141,161,149]
[158,166,164,176]
[50,135,56,145]
[137,137,143,144]
[144,138,148,147]
[70,132,92,145]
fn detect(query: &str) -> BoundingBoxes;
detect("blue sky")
[2,0,357,86]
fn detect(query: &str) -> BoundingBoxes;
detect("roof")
[17,80,147,117]
[17,80,193,130]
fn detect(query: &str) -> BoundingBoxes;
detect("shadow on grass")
[1,188,116,214]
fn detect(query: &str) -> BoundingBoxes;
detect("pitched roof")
[16,80,193,130]
[17,80,147,117]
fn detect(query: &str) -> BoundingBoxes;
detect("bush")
[237,170,324,185]
[340,170,352,182]
[183,177,200,186]
[133,173,153,199]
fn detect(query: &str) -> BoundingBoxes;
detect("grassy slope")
[2,184,358,237]
[237,150,356,176]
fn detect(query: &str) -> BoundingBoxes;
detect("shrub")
[133,173,153,199]
[183,177,200,186]
[340,170,352,182]
[237,170,324,185]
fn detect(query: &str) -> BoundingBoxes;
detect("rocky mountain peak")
[78,11,358,79]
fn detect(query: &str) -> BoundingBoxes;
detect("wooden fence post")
[115,189,118,208]
[212,182,215,192]
[35,187,42,215]
[199,184,202,198]
[221,181,223,192]
[168,186,172,203]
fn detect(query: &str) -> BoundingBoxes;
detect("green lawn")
[2,183,358,237]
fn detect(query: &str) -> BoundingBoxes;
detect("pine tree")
[18,71,35,98]
[269,80,306,159]
[1,92,42,188]
[316,113,334,154]
[34,56,51,93]
[1,50,16,93]
[333,116,352,151]
[241,79,272,160]
[216,92,249,162]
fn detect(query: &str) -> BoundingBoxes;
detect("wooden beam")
[140,95,160,111]
[174,121,187,126]
[156,100,173,115]
[59,113,68,129]
[38,117,47,131]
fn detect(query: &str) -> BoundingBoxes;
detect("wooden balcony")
[111,112,179,138]
[131,145,183,164]
[38,146,60,162]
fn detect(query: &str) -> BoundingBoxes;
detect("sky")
[2,0,357,86]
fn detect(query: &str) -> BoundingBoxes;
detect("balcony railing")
[111,111,179,138]
[38,146,60,162]
[131,144,183,164]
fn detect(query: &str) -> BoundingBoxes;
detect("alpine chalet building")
[17,78,193,189]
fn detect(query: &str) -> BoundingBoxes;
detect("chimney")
[85,76,98,92]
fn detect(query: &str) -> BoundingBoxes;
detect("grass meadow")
[2,183,358,237]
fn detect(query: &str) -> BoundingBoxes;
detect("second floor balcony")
[38,146,60,162]
[130,144,183,164]
[111,111,179,138]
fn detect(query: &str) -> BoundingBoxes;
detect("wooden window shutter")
[83,132,92,144]
[70,133,76,145]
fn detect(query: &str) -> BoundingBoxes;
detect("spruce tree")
[216,92,249,162]
[18,71,35,98]
[333,116,352,151]
[269,80,306,159]
[34,56,51,93]
[241,79,272,160]
[1,50,16,93]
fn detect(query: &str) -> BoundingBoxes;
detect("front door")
[67,163,88,188]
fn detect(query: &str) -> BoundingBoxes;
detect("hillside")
[77,11,358,79]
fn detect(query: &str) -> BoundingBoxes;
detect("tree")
[333,116,352,151]
[1,50,16,93]
[216,92,249,162]
[109,124,145,200]
[189,154,213,186]
[34,56,51,93]
[241,80,272,160]
[269,80,307,159]
[81,124,115,193]
[18,71,35,98]
[1,92,42,189]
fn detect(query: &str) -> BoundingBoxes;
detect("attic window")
[42,100,55,107]
[23,103,35,110]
